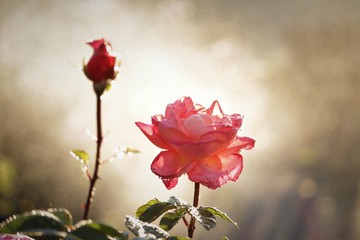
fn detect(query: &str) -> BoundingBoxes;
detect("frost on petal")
[135,122,169,149]
[162,177,179,190]
[151,151,194,178]
[188,153,243,189]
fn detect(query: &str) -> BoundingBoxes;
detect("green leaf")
[135,199,160,218]
[125,215,169,239]
[70,149,89,165]
[188,207,216,231]
[70,221,128,240]
[138,202,176,223]
[220,237,229,240]
[159,207,187,231]
[48,208,73,226]
[0,210,67,234]
[201,207,238,228]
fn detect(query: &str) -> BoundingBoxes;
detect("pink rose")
[136,97,255,190]
[83,38,119,82]
[0,234,34,240]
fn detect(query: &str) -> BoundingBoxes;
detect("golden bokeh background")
[1,0,359,239]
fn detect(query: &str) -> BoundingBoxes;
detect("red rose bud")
[84,38,120,82]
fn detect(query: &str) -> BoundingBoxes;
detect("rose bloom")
[83,38,120,82]
[136,97,255,190]
[0,234,34,240]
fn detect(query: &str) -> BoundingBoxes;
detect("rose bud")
[83,38,121,95]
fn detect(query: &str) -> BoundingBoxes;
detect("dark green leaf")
[125,215,169,239]
[0,210,67,234]
[188,207,216,231]
[71,221,128,240]
[201,207,238,228]
[138,202,176,223]
[159,207,187,231]
[70,150,89,165]
[48,208,73,226]
[135,199,160,218]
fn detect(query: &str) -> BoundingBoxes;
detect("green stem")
[83,93,103,220]
[188,182,200,238]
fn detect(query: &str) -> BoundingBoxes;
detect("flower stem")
[83,93,103,220]
[188,182,200,238]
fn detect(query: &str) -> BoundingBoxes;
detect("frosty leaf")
[167,196,189,207]
[159,207,187,231]
[0,209,67,234]
[48,208,73,226]
[188,206,216,231]
[125,215,169,239]
[200,206,238,228]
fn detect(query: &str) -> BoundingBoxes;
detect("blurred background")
[1,0,359,239]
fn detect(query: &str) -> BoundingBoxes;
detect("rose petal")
[205,100,223,116]
[162,178,179,190]
[172,140,224,159]
[87,38,107,50]
[135,122,169,149]
[221,136,255,154]
[151,151,194,178]
[199,127,237,143]
[165,96,197,119]
[188,153,243,189]
[157,122,190,144]
[183,114,213,140]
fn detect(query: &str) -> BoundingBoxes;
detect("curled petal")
[188,153,243,189]
[222,136,255,154]
[205,100,223,116]
[135,122,169,149]
[151,151,194,178]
